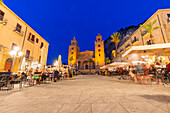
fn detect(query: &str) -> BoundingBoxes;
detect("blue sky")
[3,0,170,64]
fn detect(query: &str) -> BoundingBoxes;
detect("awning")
[100,62,129,69]
[122,43,170,57]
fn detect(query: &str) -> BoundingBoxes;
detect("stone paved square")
[0,75,170,113]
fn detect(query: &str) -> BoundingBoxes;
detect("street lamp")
[9,46,23,72]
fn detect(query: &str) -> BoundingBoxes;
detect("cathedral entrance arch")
[4,58,13,71]
[85,64,88,69]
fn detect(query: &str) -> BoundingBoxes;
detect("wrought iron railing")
[24,55,33,61]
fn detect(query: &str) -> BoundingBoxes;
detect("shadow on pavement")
[140,95,170,103]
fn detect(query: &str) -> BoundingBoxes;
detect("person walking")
[54,70,59,82]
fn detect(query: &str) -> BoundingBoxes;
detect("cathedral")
[68,33,105,72]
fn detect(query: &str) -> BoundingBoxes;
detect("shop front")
[122,43,170,67]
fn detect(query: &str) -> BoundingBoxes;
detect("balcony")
[24,55,33,61]
[125,44,131,50]
[13,27,24,36]
[141,30,148,37]
[120,49,124,54]
[27,38,35,44]
[132,38,139,45]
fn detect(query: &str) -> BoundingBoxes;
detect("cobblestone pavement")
[0,75,170,113]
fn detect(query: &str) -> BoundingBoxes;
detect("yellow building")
[112,9,170,65]
[68,34,105,72]
[0,3,49,72]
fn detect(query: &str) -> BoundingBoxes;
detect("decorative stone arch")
[83,60,88,69]
[4,58,13,71]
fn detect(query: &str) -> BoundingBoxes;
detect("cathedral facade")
[68,33,105,71]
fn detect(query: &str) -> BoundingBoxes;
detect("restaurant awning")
[100,62,129,69]
[122,43,170,57]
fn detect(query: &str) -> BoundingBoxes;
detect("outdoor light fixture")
[9,46,23,72]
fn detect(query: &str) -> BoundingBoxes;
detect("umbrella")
[58,55,62,70]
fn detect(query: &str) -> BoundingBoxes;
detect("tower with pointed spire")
[68,37,79,66]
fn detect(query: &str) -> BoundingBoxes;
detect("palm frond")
[153,26,161,31]
[152,19,157,26]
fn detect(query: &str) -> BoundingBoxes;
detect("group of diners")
[0,68,68,90]
[102,62,170,85]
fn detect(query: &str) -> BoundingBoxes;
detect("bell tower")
[68,37,79,66]
[95,33,105,67]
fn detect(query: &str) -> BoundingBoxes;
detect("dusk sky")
[3,0,170,64]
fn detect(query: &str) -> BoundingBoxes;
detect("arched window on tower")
[98,38,100,41]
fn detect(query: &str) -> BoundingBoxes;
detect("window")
[168,14,170,22]
[36,38,39,43]
[98,38,100,41]
[40,42,44,48]
[28,33,35,43]
[16,23,22,33]
[72,42,75,45]
[26,50,30,58]
[98,49,101,52]
[0,10,5,21]
[99,54,100,57]
[98,45,100,47]
[11,43,17,50]
[31,35,35,42]
[71,52,73,54]
[72,47,74,50]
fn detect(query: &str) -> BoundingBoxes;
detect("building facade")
[68,34,105,72]
[0,3,49,72]
[112,9,170,65]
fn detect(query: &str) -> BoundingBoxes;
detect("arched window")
[98,45,100,47]
[99,54,101,57]
[98,49,101,52]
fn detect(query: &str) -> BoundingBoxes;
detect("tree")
[88,58,93,73]
[53,58,58,62]
[0,0,3,5]
[69,56,73,66]
[111,32,120,57]
[105,57,111,64]
[141,19,161,44]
